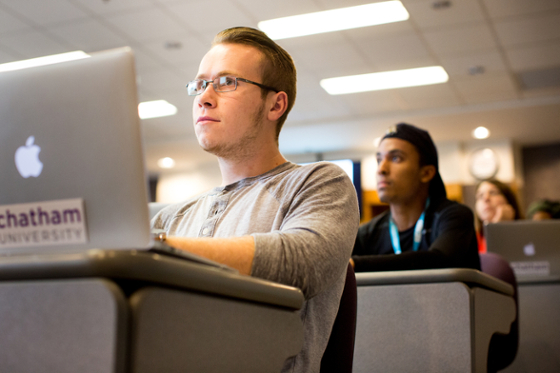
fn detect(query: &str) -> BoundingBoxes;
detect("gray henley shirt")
[151,161,360,373]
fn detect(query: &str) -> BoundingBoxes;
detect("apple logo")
[15,136,43,178]
[523,242,536,256]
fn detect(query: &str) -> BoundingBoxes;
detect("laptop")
[485,220,560,282]
[0,47,233,272]
[0,47,154,255]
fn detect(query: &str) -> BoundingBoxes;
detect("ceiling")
[1,0,560,175]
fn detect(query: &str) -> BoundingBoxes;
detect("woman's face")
[475,181,509,223]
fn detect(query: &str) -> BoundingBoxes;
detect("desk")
[0,250,304,373]
[502,279,560,373]
[353,268,516,373]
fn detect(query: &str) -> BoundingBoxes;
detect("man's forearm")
[165,235,255,275]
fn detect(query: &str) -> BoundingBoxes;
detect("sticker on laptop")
[0,198,88,249]
[511,261,550,277]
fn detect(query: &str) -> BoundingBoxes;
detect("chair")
[320,263,357,373]
[480,252,519,373]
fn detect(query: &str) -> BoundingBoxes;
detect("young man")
[151,27,359,373]
[352,123,480,272]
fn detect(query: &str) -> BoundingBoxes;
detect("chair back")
[480,252,519,372]
[320,263,357,373]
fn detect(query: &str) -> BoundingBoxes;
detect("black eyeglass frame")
[186,76,279,96]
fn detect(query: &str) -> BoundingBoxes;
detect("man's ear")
[420,164,436,184]
[267,91,288,122]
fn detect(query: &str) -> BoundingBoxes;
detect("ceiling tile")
[316,0,381,8]
[354,33,434,70]
[105,6,186,43]
[440,51,509,77]
[521,86,560,99]
[336,90,405,116]
[163,0,256,34]
[290,41,370,78]
[70,0,154,15]
[283,32,371,78]
[342,20,416,41]
[0,47,19,63]
[494,13,560,47]
[404,0,485,30]
[289,94,351,123]
[0,0,88,26]
[461,88,519,105]
[48,19,129,52]
[133,48,168,75]
[236,0,321,20]
[180,61,207,80]
[453,73,520,104]
[138,68,185,94]
[373,56,438,73]
[423,23,497,58]
[277,30,349,52]
[141,117,194,143]
[143,35,208,67]
[0,8,31,35]
[288,76,352,123]
[506,41,560,71]
[482,0,560,19]
[0,30,70,58]
[397,83,462,110]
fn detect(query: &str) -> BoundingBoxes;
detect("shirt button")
[202,228,209,235]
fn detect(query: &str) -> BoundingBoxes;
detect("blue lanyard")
[389,198,430,255]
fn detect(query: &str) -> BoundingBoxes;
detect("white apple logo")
[15,136,43,178]
[523,242,536,256]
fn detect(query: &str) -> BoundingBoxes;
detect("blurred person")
[474,179,523,253]
[527,199,560,220]
[351,123,480,272]
[151,27,359,373]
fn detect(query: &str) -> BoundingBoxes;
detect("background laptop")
[485,220,560,282]
[0,47,151,254]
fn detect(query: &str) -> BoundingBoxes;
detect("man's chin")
[378,192,390,204]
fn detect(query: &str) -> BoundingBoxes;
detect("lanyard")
[389,198,430,255]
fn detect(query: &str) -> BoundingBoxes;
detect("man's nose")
[196,83,217,108]
[377,159,388,174]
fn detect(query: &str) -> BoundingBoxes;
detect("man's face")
[192,43,270,159]
[376,138,430,204]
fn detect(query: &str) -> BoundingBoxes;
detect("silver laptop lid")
[485,220,560,282]
[0,48,151,254]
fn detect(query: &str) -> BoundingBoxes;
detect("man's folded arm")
[165,235,255,275]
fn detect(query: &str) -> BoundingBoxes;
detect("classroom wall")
[361,138,517,192]
[522,142,560,210]
[154,139,519,203]
[156,161,221,203]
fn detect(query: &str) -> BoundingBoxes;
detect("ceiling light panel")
[258,1,409,40]
[138,100,178,120]
[320,66,449,95]
[0,51,90,73]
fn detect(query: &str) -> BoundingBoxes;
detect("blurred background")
[1,0,559,217]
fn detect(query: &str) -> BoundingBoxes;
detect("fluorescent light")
[258,1,409,40]
[157,157,176,169]
[138,100,178,119]
[320,66,449,95]
[473,126,490,139]
[0,51,90,73]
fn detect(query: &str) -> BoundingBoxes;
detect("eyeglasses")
[186,76,278,96]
